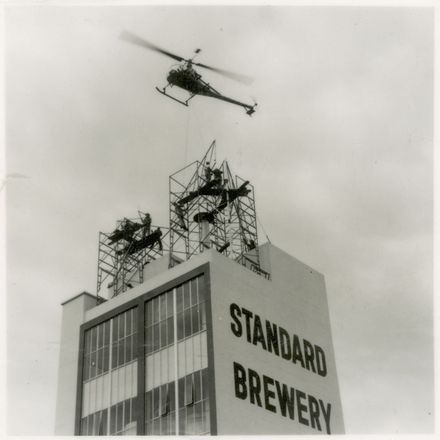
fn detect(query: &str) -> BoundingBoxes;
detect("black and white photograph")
[3,2,435,436]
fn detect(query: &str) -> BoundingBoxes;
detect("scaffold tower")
[97,211,169,299]
[97,141,269,302]
[169,141,269,278]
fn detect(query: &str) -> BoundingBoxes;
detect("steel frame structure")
[97,141,269,302]
[169,141,269,279]
[97,211,170,299]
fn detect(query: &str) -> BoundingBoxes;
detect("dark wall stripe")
[204,267,218,435]
[136,302,145,434]
[74,327,85,435]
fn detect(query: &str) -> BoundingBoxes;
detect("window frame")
[75,263,214,436]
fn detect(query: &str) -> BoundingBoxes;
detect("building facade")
[55,243,344,435]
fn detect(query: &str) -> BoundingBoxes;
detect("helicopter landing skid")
[156,87,195,107]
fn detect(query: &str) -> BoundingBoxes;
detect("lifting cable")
[184,105,191,165]
[192,105,206,150]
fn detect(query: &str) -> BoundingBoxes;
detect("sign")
[208,245,345,434]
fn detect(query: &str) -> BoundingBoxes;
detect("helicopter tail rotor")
[246,103,257,116]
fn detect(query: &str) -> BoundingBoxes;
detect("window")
[79,273,210,436]
[144,275,210,435]
[81,308,138,436]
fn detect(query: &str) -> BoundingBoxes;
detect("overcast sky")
[4,4,434,435]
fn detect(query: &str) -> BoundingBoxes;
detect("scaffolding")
[96,141,269,302]
[96,211,170,299]
[169,140,269,279]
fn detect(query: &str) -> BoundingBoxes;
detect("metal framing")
[76,263,217,436]
[169,140,268,279]
[96,140,269,302]
[97,211,171,299]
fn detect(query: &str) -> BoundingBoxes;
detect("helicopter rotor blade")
[120,31,185,63]
[193,62,254,85]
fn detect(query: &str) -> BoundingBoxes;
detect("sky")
[3,4,435,436]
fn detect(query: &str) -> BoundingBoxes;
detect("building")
[54,143,344,435]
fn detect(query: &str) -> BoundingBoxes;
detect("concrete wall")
[208,243,344,434]
[54,293,97,435]
[55,245,343,435]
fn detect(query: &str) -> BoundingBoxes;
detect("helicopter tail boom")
[203,89,257,116]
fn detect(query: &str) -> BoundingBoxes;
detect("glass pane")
[117,402,123,433]
[160,384,168,416]
[200,303,206,330]
[166,290,174,318]
[124,398,131,426]
[194,370,201,402]
[83,354,90,381]
[202,368,208,400]
[126,310,132,335]
[125,335,131,364]
[198,275,205,302]
[103,345,110,373]
[176,286,183,313]
[145,326,153,355]
[118,339,125,366]
[191,278,198,305]
[98,324,104,349]
[183,283,191,309]
[146,390,153,421]
[90,350,96,379]
[169,382,175,412]
[153,387,160,418]
[160,320,167,348]
[132,307,137,333]
[87,414,93,435]
[152,298,159,324]
[91,327,97,352]
[104,321,110,346]
[185,374,194,406]
[190,280,198,306]
[112,316,119,343]
[111,342,118,369]
[160,415,169,435]
[145,301,152,327]
[145,421,152,435]
[160,294,167,321]
[81,417,87,435]
[178,408,185,435]
[186,404,195,434]
[152,323,160,352]
[191,305,200,334]
[203,399,210,433]
[93,411,100,434]
[177,312,184,341]
[152,418,160,435]
[101,409,108,435]
[184,308,192,338]
[132,332,137,360]
[97,347,103,374]
[110,405,116,434]
[194,401,203,433]
[178,377,184,408]
[84,330,91,355]
[118,314,125,340]
[167,317,174,345]
[169,411,176,435]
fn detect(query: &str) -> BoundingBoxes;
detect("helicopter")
[120,31,257,116]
